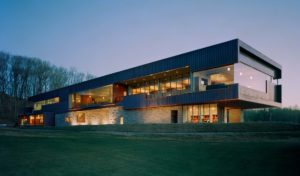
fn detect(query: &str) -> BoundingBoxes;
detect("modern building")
[19,39,282,126]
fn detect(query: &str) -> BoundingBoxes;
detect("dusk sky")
[0,0,299,107]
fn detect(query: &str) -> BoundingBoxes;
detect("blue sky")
[0,0,299,107]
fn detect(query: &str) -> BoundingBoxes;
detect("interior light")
[250,76,253,80]
[227,67,231,71]
[239,72,243,76]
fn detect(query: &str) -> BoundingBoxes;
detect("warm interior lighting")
[239,72,243,76]
[210,74,228,83]
[120,117,124,125]
[33,97,60,111]
[227,67,231,71]
[65,117,72,124]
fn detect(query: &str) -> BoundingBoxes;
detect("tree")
[0,52,9,94]
[0,51,95,123]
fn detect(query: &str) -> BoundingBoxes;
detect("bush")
[244,108,300,124]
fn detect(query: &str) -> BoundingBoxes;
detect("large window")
[34,97,60,111]
[183,104,218,123]
[20,114,44,126]
[193,63,272,93]
[129,73,190,96]
[71,85,113,108]
[234,63,272,93]
[193,65,234,91]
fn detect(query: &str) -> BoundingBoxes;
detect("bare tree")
[0,51,95,123]
[0,52,9,94]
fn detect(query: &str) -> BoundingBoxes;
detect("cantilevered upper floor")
[26,39,282,114]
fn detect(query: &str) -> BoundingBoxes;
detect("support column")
[190,72,194,92]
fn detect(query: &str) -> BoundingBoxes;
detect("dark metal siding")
[44,112,55,126]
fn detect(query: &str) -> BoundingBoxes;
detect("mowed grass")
[0,124,300,176]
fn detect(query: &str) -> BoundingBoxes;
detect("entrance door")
[171,110,178,123]
[225,108,241,123]
[226,109,230,123]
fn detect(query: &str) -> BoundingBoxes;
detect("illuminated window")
[29,115,35,125]
[120,116,124,125]
[183,104,217,123]
[202,104,210,123]
[193,65,234,92]
[210,104,218,123]
[65,117,72,124]
[33,97,60,111]
[127,67,190,96]
[71,85,113,108]
[77,113,85,123]
[27,114,44,125]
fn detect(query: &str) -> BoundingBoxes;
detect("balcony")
[119,84,239,109]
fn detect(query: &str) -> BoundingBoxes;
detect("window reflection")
[193,65,234,92]
[234,63,272,93]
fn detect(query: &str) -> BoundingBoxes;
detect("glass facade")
[129,73,190,96]
[193,63,272,93]
[71,85,113,108]
[193,65,234,92]
[19,114,44,126]
[234,63,272,93]
[183,104,218,123]
[33,97,60,111]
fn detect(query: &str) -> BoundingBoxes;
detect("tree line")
[0,51,95,99]
[0,51,95,124]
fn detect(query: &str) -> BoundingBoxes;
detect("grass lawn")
[0,125,299,176]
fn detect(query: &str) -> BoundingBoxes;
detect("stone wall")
[55,106,184,126]
[120,106,183,124]
[55,107,121,127]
